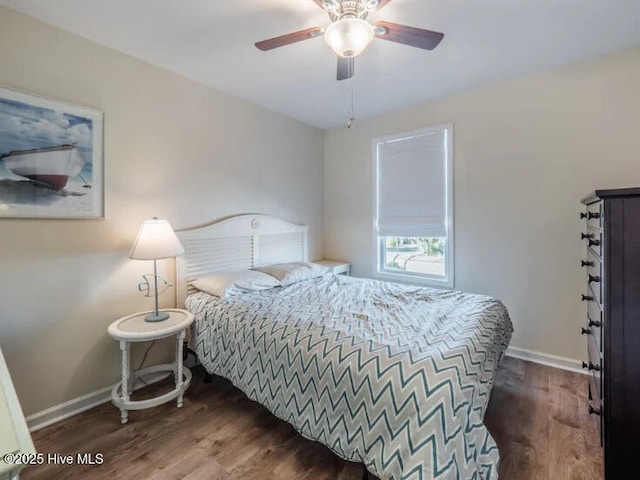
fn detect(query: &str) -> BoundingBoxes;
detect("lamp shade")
[324,17,374,58]
[130,218,184,260]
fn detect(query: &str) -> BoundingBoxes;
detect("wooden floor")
[483,358,603,480]
[22,357,603,479]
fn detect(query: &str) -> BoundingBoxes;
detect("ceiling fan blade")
[376,0,393,10]
[374,21,444,50]
[337,57,355,81]
[255,27,323,51]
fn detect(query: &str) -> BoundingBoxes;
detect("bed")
[176,215,513,480]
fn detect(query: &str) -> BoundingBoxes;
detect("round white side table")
[107,308,194,424]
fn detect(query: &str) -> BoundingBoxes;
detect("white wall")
[324,46,640,362]
[0,7,324,416]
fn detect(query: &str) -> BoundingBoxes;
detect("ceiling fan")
[255,0,444,81]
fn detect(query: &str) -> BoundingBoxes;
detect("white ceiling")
[1,0,639,129]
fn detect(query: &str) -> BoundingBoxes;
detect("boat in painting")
[0,144,84,191]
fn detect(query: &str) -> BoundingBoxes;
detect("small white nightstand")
[107,308,194,424]
[315,260,351,276]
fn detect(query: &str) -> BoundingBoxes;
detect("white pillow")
[253,261,329,287]
[191,270,281,298]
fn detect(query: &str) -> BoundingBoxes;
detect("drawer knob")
[580,212,588,219]
[588,405,602,416]
[581,294,594,302]
[588,239,601,247]
[581,232,593,240]
[581,260,594,267]
[588,274,601,283]
[589,319,602,328]
[588,212,600,220]
[581,327,592,335]
[582,361,601,371]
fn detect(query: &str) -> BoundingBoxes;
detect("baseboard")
[506,346,587,375]
[26,371,170,432]
[26,385,113,432]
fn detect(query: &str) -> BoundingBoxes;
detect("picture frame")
[0,86,104,219]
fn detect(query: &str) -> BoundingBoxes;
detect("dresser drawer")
[583,226,603,258]
[583,331,602,398]
[585,291,602,321]
[588,369,603,442]
[586,331,601,373]
[585,202,603,229]
[585,252,603,306]
[588,370,602,408]
[585,332,603,435]
[584,301,602,355]
[587,371,604,447]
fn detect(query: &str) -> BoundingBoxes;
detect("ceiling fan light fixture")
[324,17,374,58]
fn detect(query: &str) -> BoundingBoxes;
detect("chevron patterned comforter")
[186,274,512,480]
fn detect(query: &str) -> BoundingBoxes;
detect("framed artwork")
[0,86,104,218]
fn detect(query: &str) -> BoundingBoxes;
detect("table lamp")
[130,217,184,322]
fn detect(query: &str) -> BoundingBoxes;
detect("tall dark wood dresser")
[580,187,640,479]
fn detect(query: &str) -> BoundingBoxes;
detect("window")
[373,124,453,287]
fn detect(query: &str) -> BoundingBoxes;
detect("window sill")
[374,270,454,289]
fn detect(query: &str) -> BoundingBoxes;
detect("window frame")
[372,124,454,288]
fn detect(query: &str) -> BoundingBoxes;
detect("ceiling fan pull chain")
[347,63,356,129]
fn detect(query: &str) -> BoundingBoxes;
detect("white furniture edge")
[175,214,309,308]
[1,347,35,477]
[315,260,351,275]
[110,363,192,423]
[107,308,194,341]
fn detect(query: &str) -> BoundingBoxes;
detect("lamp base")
[145,311,170,322]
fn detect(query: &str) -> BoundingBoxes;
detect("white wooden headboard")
[175,214,309,307]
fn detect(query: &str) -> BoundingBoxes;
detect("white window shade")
[376,129,448,237]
